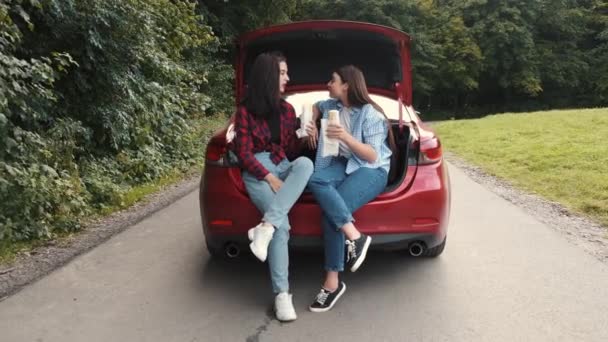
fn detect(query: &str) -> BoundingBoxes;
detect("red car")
[200,20,450,259]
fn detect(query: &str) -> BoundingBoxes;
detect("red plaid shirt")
[232,100,302,180]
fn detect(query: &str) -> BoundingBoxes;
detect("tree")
[463,0,543,108]
[585,0,608,104]
[535,0,591,107]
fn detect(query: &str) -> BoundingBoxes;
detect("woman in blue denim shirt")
[305,65,396,312]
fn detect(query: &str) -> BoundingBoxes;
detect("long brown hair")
[335,65,396,153]
[242,53,282,120]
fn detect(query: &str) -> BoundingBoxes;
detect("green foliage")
[586,0,608,104]
[287,0,608,114]
[464,0,543,96]
[1,0,230,244]
[198,0,608,115]
[199,0,298,38]
[2,0,608,247]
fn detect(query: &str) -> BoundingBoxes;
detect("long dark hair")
[242,53,282,120]
[335,65,397,153]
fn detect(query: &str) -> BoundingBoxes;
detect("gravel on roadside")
[445,152,608,264]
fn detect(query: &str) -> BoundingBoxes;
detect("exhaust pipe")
[224,243,241,258]
[408,242,425,257]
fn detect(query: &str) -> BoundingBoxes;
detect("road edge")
[445,152,608,264]
[0,173,202,301]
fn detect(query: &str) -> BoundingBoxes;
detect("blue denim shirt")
[314,99,392,174]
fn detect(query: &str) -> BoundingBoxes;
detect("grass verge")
[434,108,608,227]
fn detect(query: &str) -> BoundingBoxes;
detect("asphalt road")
[1,164,607,342]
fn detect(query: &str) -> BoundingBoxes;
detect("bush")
[0,0,231,244]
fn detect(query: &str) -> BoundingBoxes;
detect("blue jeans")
[307,158,388,272]
[242,152,314,293]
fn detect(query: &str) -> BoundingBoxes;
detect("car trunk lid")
[236,20,413,107]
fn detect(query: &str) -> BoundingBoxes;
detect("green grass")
[95,168,197,216]
[434,108,608,228]
[0,240,46,265]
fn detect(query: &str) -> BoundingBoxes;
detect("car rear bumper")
[206,231,445,254]
[201,159,450,253]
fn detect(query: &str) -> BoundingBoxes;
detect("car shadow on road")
[198,248,444,311]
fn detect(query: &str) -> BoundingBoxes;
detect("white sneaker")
[275,292,297,322]
[249,222,274,262]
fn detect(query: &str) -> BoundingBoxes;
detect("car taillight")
[206,140,227,165]
[418,137,442,165]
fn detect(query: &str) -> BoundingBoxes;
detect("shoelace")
[315,289,330,305]
[345,240,357,263]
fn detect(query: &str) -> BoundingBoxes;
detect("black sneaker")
[346,234,372,272]
[309,282,346,313]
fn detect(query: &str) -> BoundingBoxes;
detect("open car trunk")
[237,21,413,103]
[282,92,415,193]
[224,21,417,196]
[298,121,414,192]
[242,31,402,91]
[224,115,414,195]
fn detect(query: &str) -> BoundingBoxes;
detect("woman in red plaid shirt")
[232,52,313,322]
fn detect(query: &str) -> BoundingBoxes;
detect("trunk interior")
[242,29,403,90]
[225,121,412,194]
[293,120,413,192]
